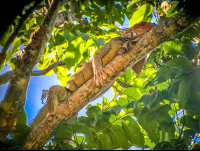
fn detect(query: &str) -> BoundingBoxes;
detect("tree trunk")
[0,0,61,140]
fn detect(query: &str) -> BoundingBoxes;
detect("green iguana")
[30,21,156,129]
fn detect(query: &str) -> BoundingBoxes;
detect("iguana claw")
[94,65,107,86]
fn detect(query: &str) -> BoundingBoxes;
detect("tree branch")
[0,60,66,85]
[23,11,200,149]
[32,60,66,76]
[0,0,62,140]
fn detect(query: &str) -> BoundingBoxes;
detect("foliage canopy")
[1,0,200,150]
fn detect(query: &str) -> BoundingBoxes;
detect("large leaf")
[163,41,183,55]
[182,129,195,145]
[164,56,192,77]
[120,68,133,84]
[122,116,144,148]
[127,0,140,11]
[116,97,128,106]
[182,44,199,60]
[60,30,77,43]
[178,75,193,109]
[86,106,101,119]
[54,33,65,46]
[107,125,130,149]
[16,108,27,126]
[52,121,93,140]
[180,115,198,128]
[146,105,171,122]
[137,114,160,144]
[166,1,179,17]
[142,90,158,109]
[144,66,175,88]
[64,37,84,69]
[91,34,105,48]
[97,133,112,150]
[157,121,175,137]
[78,116,94,127]
[123,87,143,101]
[77,30,90,42]
[130,4,154,27]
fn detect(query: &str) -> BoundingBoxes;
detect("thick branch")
[0,0,62,140]
[24,11,200,149]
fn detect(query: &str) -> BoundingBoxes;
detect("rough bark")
[23,11,200,149]
[0,0,62,140]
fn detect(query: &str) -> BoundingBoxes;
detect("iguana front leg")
[92,37,122,86]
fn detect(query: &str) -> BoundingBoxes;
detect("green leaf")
[91,34,105,48]
[166,1,179,17]
[78,116,94,127]
[137,114,160,144]
[97,134,112,150]
[93,114,111,133]
[180,115,198,128]
[182,44,199,60]
[54,33,65,46]
[77,135,85,144]
[120,68,133,84]
[146,105,171,122]
[64,37,84,69]
[163,41,183,55]
[38,57,51,70]
[164,56,192,77]
[144,66,175,88]
[157,121,175,136]
[108,125,130,149]
[182,129,195,145]
[86,106,101,119]
[127,0,140,11]
[116,97,128,106]
[61,30,77,43]
[57,43,67,58]
[77,30,90,42]
[130,4,154,27]
[178,75,193,109]
[142,90,158,109]
[105,105,124,115]
[52,121,93,140]
[122,116,144,148]
[16,108,27,126]
[137,106,149,119]
[123,87,143,101]
[162,90,169,100]
[9,58,17,70]
[150,91,164,111]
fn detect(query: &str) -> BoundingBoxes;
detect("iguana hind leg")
[30,86,68,129]
[47,85,68,114]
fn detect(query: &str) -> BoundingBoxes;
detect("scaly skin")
[30,21,156,129]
